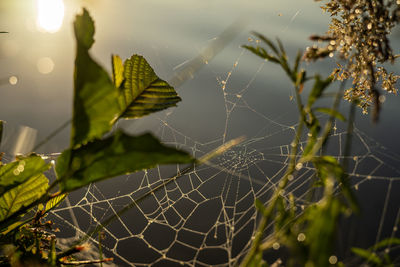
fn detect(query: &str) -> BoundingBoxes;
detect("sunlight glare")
[37,0,65,33]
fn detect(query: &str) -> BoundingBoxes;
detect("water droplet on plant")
[297,233,306,242]
[272,242,280,250]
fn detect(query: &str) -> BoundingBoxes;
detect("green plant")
[351,237,400,266]
[0,8,195,266]
[304,0,400,121]
[239,2,400,265]
[238,0,400,265]
[241,34,357,267]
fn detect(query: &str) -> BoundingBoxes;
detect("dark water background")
[1,1,400,266]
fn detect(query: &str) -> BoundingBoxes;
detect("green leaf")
[74,8,94,49]
[38,193,67,213]
[313,156,343,183]
[0,173,49,223]
[71,8,121,147]
[254,198,267,216]
[371,237,400,251]
[313,156,358,210]
[112,54,124,89]
[294,49,302,75]
[0,154,51,197]
[251,32,279,56]
[305,197,342,267]
[0,220,25,235]
[56,130,194,192]
[303,125,320,157]
[117,54,182,119]
[276,37,286,59]
[242,45,280,63]
[314,107,346,121]
[307,75,333,107]
[351,247,382,265]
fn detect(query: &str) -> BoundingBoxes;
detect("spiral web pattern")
[41,46,400,266]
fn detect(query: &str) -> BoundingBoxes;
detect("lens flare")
[37,0,65,33]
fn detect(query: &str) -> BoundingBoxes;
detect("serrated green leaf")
[118,55,181,119]
[38,193,67,212]
[71,8,121,147]
[122,78,182,118]
[0,173,49,222]
[56,130,194,192]
[315,107,346,121]
[0,154,51,197]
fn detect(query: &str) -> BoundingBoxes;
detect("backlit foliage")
[304,0,400,120]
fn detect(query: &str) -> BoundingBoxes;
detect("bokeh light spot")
[328,255,338,264]
[37,57,54,74]
[9,76,18,85]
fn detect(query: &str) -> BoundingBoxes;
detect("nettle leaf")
[0,154,51,197]
[112,54,181,119]
[56,130,194,192]
[0,173,49,222]
[71,8,121,147]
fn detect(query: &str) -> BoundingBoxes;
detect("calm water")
[1,1,400,266]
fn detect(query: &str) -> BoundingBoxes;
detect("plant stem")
[240,83,305,267]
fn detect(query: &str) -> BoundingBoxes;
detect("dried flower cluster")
[304,0,400,119]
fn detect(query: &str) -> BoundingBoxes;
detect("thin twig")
[59,258,113,265]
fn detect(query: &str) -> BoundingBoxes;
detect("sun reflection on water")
[37,0,65,33]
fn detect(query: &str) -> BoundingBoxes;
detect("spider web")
[37,44,400,266]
